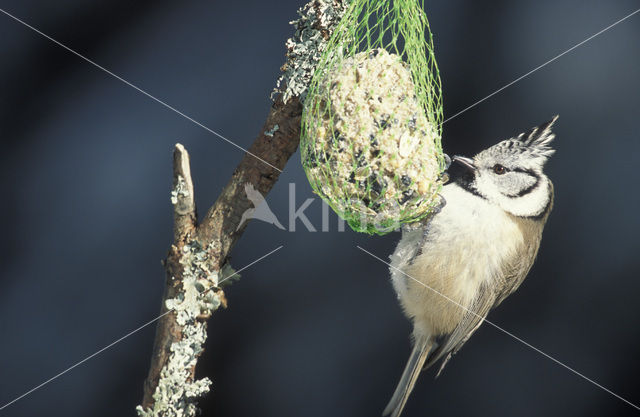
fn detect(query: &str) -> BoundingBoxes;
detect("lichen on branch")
[136,241,221,417]
[138,1,348,415]
[272,0,349,103]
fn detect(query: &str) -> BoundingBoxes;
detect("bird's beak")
[451,156,476,171]
[447,155,476,184]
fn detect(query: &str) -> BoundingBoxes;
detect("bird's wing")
[494,220,544,306]
[422,281,496,375]
[493,253,533,307]
[424,247,536,375]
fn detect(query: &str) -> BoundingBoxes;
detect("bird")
[383,116,558,417]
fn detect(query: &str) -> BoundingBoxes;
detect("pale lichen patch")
[136,240,223,417]
[135,323,211,417]
[174,240,222,319]
[271,0,348,103]
[171,175,189,206]
[264,124,280,137]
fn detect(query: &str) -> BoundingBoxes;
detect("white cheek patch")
[496,179,550,217]
[474,173,550,217]
[473,173,500,199]
[498,172,538,198]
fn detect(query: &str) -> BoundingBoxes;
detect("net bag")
[301,0,445,235]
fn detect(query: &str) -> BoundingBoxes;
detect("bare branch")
[171,144,196,241]
[196,97,302,263]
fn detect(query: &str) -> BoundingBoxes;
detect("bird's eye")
[493,164,507,175]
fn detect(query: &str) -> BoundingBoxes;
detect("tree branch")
[171,144,197,240]
[137,1,348,415]
[196,97,302,261]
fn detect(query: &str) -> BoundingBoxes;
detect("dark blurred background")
[1,1,639,416]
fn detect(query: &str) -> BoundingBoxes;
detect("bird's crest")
[477,116,558,167]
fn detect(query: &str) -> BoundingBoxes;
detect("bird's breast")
[390,184,524,335]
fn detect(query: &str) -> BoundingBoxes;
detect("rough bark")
[196,97,302,264]
[138,1,348,413]
[140,98,302,410]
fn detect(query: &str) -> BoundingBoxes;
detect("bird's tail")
[382,335,432,417]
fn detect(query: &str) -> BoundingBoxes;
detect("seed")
[376,114,391,129]
[400,190,414,204]
[408,115,417,130]
[369,175,387,195]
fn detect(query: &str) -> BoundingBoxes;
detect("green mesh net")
[301,0,445,235]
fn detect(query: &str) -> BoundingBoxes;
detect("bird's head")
[448,116,558,218]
